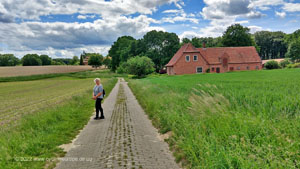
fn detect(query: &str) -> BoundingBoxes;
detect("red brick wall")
[173,52,210,75]
[168,53,262,75]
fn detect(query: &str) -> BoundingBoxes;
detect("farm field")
[129,69,300,168]
[0,65,93,77]
[0,70,118,168]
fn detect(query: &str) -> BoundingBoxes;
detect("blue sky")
[0,0,299,58]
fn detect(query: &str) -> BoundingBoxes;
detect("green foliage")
[189,37,223,48]
[264,60,280,69]
[71,56,79,65]
[0,54,19,66]
[116,62,129,74]
[22,54,42,66]
[119,56,155,77]
[103,57,112,68]
[279,59,291,68]
[80,55,84,65]
[129,69,300,168]
[254,31,287,60]
[222,24,255,47]
[142,30,180,71]
[286,38,300,62]
[88,53,103,68]
[39,54,52,65]
[109,36,136,71]
[287,62,300,68]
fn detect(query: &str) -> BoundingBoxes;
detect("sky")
[0,0,299,58]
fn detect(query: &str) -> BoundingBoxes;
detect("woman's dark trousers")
[95,98,104,118]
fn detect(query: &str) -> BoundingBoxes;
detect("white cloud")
[162,9,181,14]
[0,15,164,56]
[77,15,87,19]
[275,11,286,18]
[282,3,300,12]
[160,9,199,24]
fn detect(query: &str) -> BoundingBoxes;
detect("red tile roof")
[166,43,262,66]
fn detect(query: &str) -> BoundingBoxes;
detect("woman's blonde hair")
[94,78,101,83]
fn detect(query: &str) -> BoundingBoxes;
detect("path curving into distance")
[55,78,180,169]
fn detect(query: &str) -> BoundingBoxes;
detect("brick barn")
[166,43,262,75]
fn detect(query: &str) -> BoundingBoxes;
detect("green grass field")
[0,70,119,169]
[129,69,300,168]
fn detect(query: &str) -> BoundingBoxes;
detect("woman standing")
[93,78,104,120]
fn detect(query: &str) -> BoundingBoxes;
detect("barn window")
[246,66,250,70]
[230,67,234,71]
[212,67,215,71]
[237,66,240,70]
[193,55,198,61]
[186,55,190,62]
[256,66,259,70]
[196,67,203,73]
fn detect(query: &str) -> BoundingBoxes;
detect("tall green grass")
[0,77,117,169]
[129,69,300,168]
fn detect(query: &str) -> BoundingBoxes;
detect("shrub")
[279,59,291,68]
[0,54,19,66]
[287,63,300,68]
[88,54,103,68]
[119,56,154,77]
[22,54,42,66]
[264,60,280,69]
[116,62,129,74]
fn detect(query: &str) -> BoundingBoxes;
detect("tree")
[80,55,84,65]
[254,31,287,60]
[222,24,255,47]
[71,56,79,65]
[109,36,136,71]
[0,54,19,66]
[286,38,300,62]
[22,54,42,66]
[40,55,52,65]
[264,60,280,69]
[142,30,180,71]
[125,56,155,77]
[88,53,103,68]
[103,57,112,68]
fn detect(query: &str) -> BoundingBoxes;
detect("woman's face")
[96,80,100,85]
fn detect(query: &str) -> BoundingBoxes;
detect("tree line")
[109,24,300,75]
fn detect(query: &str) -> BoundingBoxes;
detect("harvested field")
[0,65,93,77]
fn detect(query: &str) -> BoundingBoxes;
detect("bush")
[279,59,291,68]
[22,54,42,66]
[88,54,103,68]
[264,60,280,69]
[116,62,129,74]
[0,54,19,66]
[126,56,155,77]
[287,63,300,68]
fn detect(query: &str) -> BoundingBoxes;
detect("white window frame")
[237,66,240,70]
[196,66,203,73]
[256,66,259,70]
[193,55,198,61]
[185,55,190,62]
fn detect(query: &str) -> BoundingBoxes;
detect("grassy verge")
[0,77,117,169]
[128,69,300,168]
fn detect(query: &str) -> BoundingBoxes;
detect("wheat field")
[0,66,93,77]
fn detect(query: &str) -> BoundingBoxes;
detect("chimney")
[202,42,206,48]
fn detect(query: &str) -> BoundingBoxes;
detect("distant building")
[166,43,262,75]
